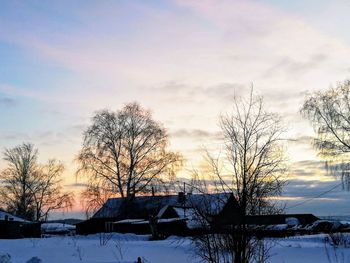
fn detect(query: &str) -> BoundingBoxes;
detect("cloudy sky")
[1,0,350,218]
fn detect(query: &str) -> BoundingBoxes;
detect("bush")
[0,253,11,263]
[328,232,350,248]
[26,257,42,263]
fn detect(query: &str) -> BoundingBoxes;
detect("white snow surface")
[1,233,350,262]
[173,207,202,229]
[113,219,145,224]
[305,220,343,231]
[0,234,194,263]
[41,223,76,234]
[265,224,288,230]
[285,217,299,226]
[157,218,185,223]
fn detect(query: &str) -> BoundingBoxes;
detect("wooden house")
[76,192,237,235]
[0,209,40,239]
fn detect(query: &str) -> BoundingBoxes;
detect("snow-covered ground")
[0,234,195,263]
[270,234,350,263]
[1,233,350,263]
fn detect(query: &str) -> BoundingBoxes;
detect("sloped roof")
[172,207,203,229]
[93,193,233,219]
[0,209,29,222]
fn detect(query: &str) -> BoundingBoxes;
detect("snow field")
[1,233,350,263]
[0,234,195,263]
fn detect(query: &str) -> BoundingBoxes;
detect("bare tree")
[0,143,37,220]
[80,180,114,218]
[0,143,73,221]
[219,90,286,217]
[192,90,286,263]
[301,80,350,188]
[30,159,74,221]
[77,102,182,202]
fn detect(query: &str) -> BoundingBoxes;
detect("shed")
[76,217,119,235]
[0,210,40,239]
[215,213,319,227]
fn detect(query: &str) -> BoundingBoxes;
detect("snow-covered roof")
[93,193,233,219]
[132,220,149,225]
[0,210,29,222]
[173,207,204,229]
[114,219,145,224]
[157,205,170,218]
[157,218,186,223]
[173,207,197,219]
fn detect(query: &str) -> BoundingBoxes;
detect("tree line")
[0,80,350,262]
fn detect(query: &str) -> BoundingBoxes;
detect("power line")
[286,182,343,210]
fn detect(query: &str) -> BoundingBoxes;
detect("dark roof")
[93,193,233,219]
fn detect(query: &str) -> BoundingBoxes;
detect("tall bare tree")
[77,102,182,204]
[80,179,114,218]
[192,90,286,263]
[219,91,286,217]
[0,144,37,220]
[301,80,350,188]
[0,143,74,221]
[31,159,74,221]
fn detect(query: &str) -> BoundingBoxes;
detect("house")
[76,192,239,235]
[214,211,320,237]
[246,214,319,226]
[76,192,320,237]
[0,209,29,222]
[76,217,120,235]
[0,209,40,239]
[0,209,28,239]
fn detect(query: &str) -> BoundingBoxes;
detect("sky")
[1,0,350,219]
